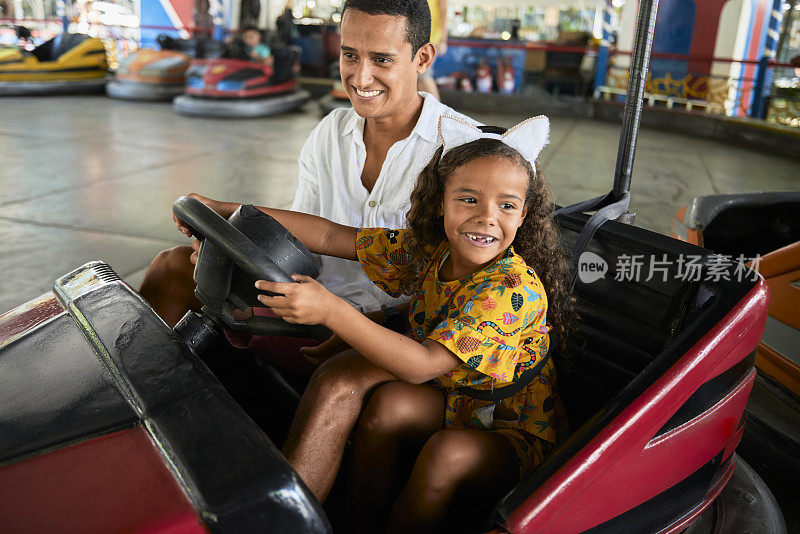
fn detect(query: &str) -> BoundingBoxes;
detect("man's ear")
[415,42,436,75]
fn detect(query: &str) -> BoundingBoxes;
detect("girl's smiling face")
[440,156,529,280]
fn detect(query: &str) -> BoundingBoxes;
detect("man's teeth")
[355,88,381,97]
[466,233,496,243]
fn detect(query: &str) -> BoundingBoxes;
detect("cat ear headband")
[438,114,550,167]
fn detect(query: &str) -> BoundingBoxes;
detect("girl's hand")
[255,275,340,326]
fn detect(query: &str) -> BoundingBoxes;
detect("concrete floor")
[1,94,798,314]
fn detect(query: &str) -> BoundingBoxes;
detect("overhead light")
[501,31,511,40]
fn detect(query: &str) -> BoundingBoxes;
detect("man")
[139,0,477,500]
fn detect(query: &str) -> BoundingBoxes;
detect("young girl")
[248,115,572,532]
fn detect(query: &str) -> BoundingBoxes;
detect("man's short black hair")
[342,0,431,57]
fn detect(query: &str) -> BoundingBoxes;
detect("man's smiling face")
[339,9,427,120]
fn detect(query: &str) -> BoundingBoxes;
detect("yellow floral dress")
[355,228,566,476]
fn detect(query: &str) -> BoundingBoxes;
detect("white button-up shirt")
[291,92,478,312]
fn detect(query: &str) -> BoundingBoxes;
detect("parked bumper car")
[106,49,190,100]
[0,32,107,95]
[173,45,310,118]
[671,191,800,487]
[106,35,227,101]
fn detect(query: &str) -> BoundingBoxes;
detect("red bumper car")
[174,45,311,118]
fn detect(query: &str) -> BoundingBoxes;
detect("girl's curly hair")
[400,138,577,356]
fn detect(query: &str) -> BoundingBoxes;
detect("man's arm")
[180,194,357,261]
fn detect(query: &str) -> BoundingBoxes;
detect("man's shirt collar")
[342,91,441,144]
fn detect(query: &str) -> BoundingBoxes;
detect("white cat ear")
[439,115,484,153]
[502,116,550,163]
[438,114,550,165]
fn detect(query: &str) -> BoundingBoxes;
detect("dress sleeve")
[355,228,410,298]
[427,269,548,383]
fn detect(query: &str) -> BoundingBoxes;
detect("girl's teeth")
[467,233,495,243]
[356,88,381,97]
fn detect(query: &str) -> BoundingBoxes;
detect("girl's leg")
[348,382,445,534]
[387,429,520,534]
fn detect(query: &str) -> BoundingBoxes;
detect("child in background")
[182,115,572,532]
[241,26,273,67]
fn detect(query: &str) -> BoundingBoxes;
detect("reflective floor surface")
[1,94,798,313]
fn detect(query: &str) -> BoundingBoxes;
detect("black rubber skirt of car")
[173,89,311,118]
[106,79,185,101]
[0,78,106,96]
[684,455,786,534]
[737,372,800,486]
[319,93,351,116]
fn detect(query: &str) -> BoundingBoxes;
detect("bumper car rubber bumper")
[106,78,185,101]
[0,77,106,96]
[173,89,311,118]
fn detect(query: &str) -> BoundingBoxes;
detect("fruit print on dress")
[388,248,408,266]
[456,336,481,353]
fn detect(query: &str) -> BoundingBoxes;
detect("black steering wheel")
[172,195,332,341]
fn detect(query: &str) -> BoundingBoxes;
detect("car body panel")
[0,34,107,82]
[0,262,331,533]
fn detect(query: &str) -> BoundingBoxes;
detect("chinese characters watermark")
[578,252,761,284]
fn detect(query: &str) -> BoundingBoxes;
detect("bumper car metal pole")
[612,0,659,204]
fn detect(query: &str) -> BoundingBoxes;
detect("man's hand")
[189,236,201,265]
[300,334,351,367]
[172,193,236,238]
[255,275,341,326]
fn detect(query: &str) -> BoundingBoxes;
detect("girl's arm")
[175,193,357,261]
[257,278,459,384]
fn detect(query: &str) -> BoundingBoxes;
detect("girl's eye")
[500,203,516,210]
[459,197,476,204]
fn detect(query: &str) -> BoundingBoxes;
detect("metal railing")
[593,50,799,125]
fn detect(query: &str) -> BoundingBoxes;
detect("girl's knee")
[359,382,421,433]
[416,430,485,485]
